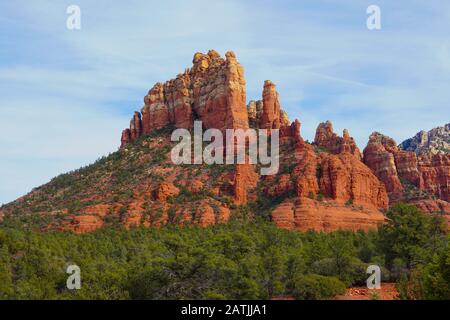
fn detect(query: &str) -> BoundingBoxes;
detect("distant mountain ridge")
[399,123,450,155]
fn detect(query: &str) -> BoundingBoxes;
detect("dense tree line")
[0,204,448,300]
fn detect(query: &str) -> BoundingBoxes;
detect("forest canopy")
[0,203,448,300]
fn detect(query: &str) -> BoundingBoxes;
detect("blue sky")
[1,0,450,204]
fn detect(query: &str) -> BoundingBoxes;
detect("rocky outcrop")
[363,132,403,194]
[399,123,450,155]
[155,182,180,201]
[122,50,249,147]
[364,131,450,209]
[272,198,387,232]
[277,134,387,209]
[271,202,296,230]
[122,60,294,210]
[394,150,422,188]
[234,164,259,205]
[259,80,281,129]
[125,104,390,233]
[130,112,143,140]
[280,119,302,147]
[121,112,143,148]
[314,121,361,158]
[417,153,449,202]
[412,199,450,214]
[319,153,388,209]
[52,215,105,234]
[266,124,389,232]
[247,100,262,127]
[120,129,131,148]
[247,86,289,130]
[280,110,290,126]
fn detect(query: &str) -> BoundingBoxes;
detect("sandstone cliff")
[267,122,388,232]
[121,49,248,149]
[314,121,361,158]
[363,132,450,216]
[1,50,448,234]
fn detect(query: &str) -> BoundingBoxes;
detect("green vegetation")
[0,129,176,222]
[379,203,449,299]
[292,274,346,300]
[0,203,447,300]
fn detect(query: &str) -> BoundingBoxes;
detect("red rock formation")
[61,215,104,234]
[234,163,259,204]
[280,119,302,145]
[267,123,389,232]
[9,49,448,234]
[130,112,142,140]
[155,182,180,201]
[271,202,296,230]
[412,199,450,214]
[280,110,290,126]
[272,198,387,232]
[292,144,320,198]
[264,174,295,198]
[314,121,338,150]
[195,203,216,226]
[122,50,249,147]
[150,199,232,227]
[319,153,388,209]
[364,132,449,200]
[418,153,449,202]
[314,121,361,158]
[363,132,450,214]
[79,204,113,217]
[363,132,403,194]
[120,129,131,148]
[247,100,262,127]
[394,150,421,188]
[259,80,281,129]
[141,82,171,132]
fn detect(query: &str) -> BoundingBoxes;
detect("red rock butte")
[121,50,249,148]
[118,50,449,233]
[1,50,448,234]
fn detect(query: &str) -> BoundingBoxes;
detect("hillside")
[0,50,449,233]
